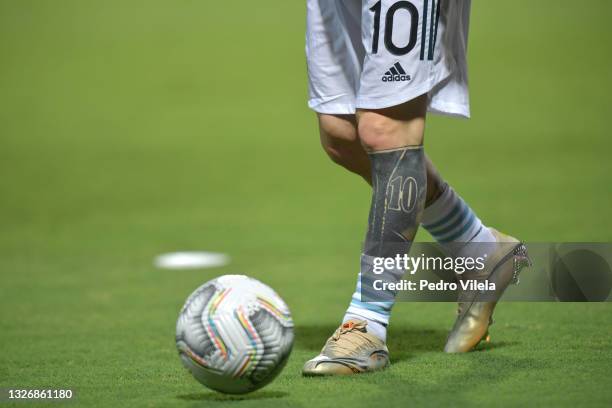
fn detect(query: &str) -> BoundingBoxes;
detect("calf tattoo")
[364,146,426,259]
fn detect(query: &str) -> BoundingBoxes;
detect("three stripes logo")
[382,62,411,83]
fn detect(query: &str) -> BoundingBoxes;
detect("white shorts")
[306,0,471,118]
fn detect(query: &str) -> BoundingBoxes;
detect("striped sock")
[421,183,495,257]
[343,255,404,342]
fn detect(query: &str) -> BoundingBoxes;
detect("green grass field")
[1,1,612,407]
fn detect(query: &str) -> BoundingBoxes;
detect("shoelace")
[326,321,376,355]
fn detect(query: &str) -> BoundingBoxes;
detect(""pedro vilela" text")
[372,279,496,292]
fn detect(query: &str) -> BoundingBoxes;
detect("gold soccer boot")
[444,229,531,353]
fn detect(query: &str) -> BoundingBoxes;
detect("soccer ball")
[176,275,294,394]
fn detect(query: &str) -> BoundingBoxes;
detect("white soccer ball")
[176,275,294,394]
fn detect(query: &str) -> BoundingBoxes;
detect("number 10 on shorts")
[370,0,441,61]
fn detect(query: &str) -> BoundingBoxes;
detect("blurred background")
[1,1,611,406]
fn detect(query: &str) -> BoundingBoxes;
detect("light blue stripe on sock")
[438,212,476,243]
[428,202,469,236]
[351,298,390,317]
[422,200,462,230]
[350,298,392,314]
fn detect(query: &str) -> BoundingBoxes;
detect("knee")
[318,114,366,172]
[357,112,404,151]
[321,135,358,169]
[357,96,428,150]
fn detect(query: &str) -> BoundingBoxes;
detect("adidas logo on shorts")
[382,62,411,83]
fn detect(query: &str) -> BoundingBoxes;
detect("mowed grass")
[1,1,611,407]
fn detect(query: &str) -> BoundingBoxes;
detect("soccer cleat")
[302,320,389,376]
[444,229,532,353]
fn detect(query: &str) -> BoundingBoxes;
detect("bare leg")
[318,109,444,207]
[318,114,371,183]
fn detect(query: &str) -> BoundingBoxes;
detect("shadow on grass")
[296,324,448,362]
[294,323,536,405]
[296,324,521,361]
[177,390,288,402]
[473,340,520,352]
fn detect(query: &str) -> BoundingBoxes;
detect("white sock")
[421,184,496,259]
[341,255,406,343]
